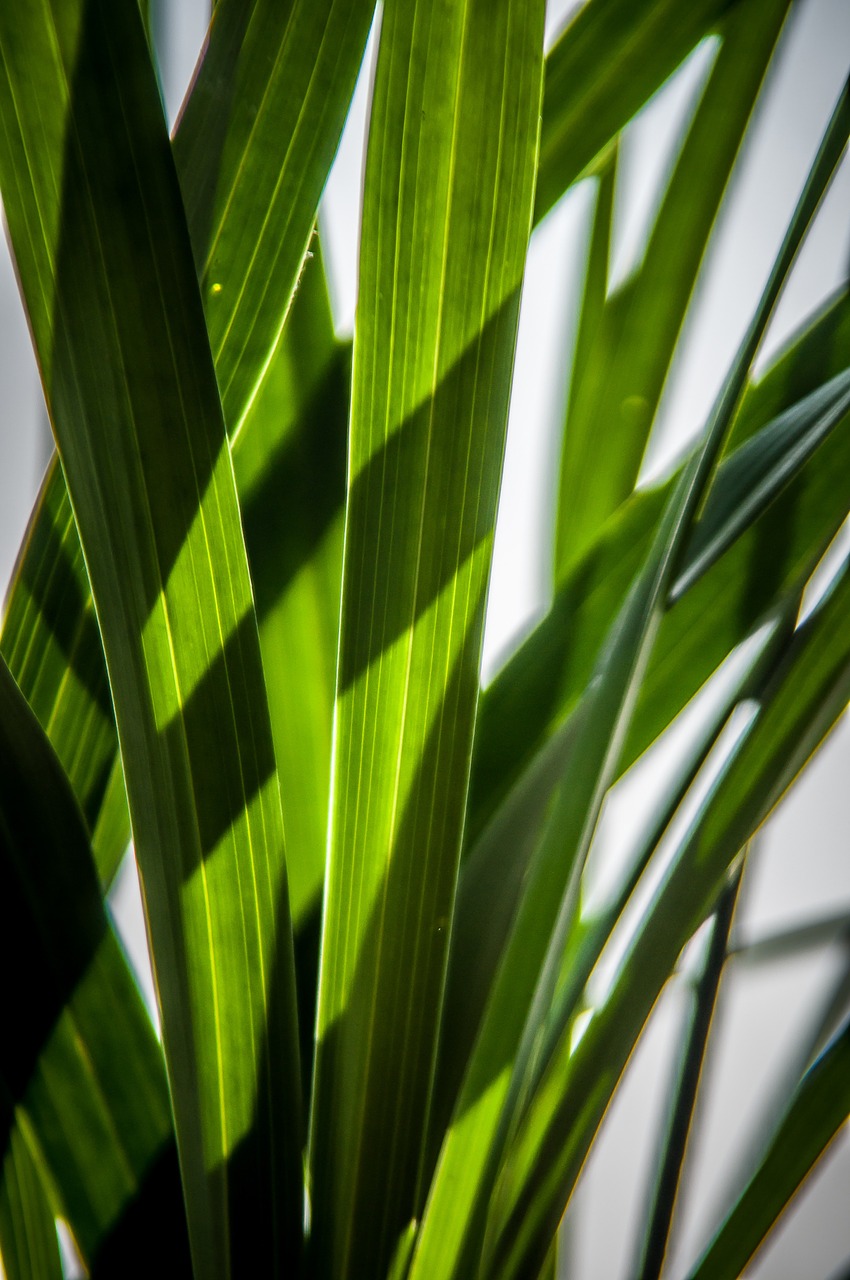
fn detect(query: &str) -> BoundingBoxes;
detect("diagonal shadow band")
[310,627,490,1277]
[339,292,520,692]
[0,651,190,1267]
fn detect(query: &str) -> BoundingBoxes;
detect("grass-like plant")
[0,1,848,1277]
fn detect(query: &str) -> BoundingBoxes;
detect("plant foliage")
[0,1,848,1277]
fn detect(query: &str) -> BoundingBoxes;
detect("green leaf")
[489,549,850,1279]
[0,653,188,1272]
[234,248,348,933]
[411,79,850,1280]
[535,0,747,226]
[1,462,122,874]
[674,367,850,599]
[307,1,546,1275]
[689,1015,850,1280]
[726,283,850,452]
[634,866,743,1280]
[554,0,790,571]
[432,594,796,1171]
[0,4,302,1275]
[233,249,349,1100]
[470,291,850,846]
[2,0,371,889]
[173,0,374,435]
[0,1128,62,1280]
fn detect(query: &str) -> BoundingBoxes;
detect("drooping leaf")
[0,4,302,1274]
[307,1,546,1274]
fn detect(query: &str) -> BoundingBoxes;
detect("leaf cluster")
[0,1,848,1278]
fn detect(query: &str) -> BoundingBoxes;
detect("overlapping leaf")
[307,2,545,1274]
[0,3,303,1273]
[0,654,188,1273]
[489,550,850,1277]
[536,0,746,224]
[689,1013,850,1279]
[410,75,850,1279]
[470,291,850,845]
[554,0,790,571]
[0,1128,62,1280]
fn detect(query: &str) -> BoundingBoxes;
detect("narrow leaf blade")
[308,2,546,1274]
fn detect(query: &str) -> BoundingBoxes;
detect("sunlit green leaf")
[307,2,546,1274]
[0,5,302,1273]
[411,80,850,1280]
[536,0,748,224]
[471,292,850,846]
[491,549,850,1279]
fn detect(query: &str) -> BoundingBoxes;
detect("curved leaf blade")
[554,0,790,571]
[490,552,850,1278]
[689,1016,850,1280]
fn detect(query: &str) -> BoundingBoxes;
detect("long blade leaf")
[535,0,745,225]
[0,653,188,1272]
[471,291,850,844]
[491,551,850,1278]
[0,1128,63,1280]
[0,4,302,1273]
[412,76,850,1280]
[307,2,545,1274]
[554,0,790,570]
[689,1015,850,1280]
